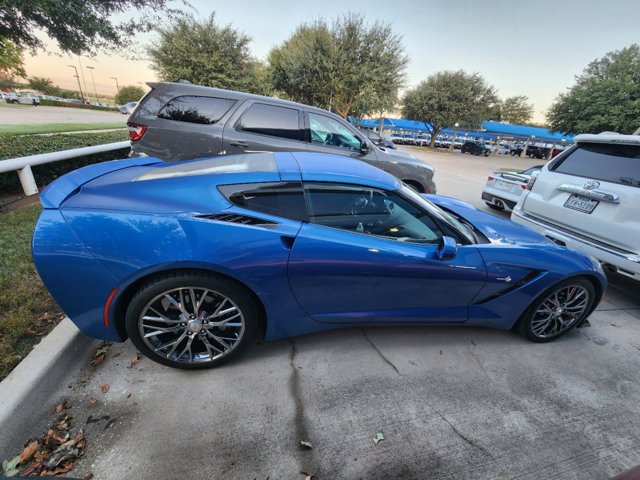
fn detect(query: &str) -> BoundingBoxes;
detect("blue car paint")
[33,152,607,344]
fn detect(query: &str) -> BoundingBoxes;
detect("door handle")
[230,141,249,149]
[281,236,295,249]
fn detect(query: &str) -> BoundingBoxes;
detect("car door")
[287,182,487,323]
[223,101,306,154]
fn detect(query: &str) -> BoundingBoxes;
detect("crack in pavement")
[288,339,318,475]
[361,328,493,459]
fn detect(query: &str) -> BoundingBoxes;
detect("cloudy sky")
[23,0,639,122]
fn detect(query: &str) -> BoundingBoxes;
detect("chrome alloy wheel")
[530,285,590,339]
[138,287,245,364]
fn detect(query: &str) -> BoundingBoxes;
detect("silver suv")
[127,82,436,193]
[512,133,640,280]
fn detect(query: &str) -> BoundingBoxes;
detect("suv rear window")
[236,103,300,141]
[553,143,640,188]
[158,96,235,124]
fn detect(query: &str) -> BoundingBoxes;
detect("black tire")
[125,270,261,369]
[517,277,596,343]
[485,202,504,211]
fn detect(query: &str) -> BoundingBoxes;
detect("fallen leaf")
[100,384,109,394]
[19,440,38,463]
[18,460,43,476]
[112,352,121,358]
[299,440,313,450]
[46,430,67,448]
[610,323,619,327]
[2,455,21,476]
[300,471,314,480]
[127,393,132,399]
[90,354,105,366]
[128,353,142,369]
[632,343,640,350]
[45,444,79,469]
[88,397,97,404]
[373,432,385,445]
[84,473,94,480]
[54,401,71,414]
[104,418,116,430]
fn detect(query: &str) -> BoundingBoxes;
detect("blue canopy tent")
[481,121,573,143]
[356,117,496,139]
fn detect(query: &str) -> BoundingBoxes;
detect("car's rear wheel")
[125,271,260,369]
[518,277,595,342]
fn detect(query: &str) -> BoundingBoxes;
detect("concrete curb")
[0,318,96,458]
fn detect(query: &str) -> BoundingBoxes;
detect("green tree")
[147,13,269,94]
[269,14,408,118]
[28,76,54,94]
[498,95,534,124]
[547,44,640,134]
[115,85,145,105]
[0,0,184,55]
[0,37,26,79]
[402,70,499,148]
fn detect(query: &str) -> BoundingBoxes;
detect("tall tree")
[115,85,145,105]
[28,76,54,93]
[402,70,499,147]
[147,13,269,95]
[547,44,640,134]
[269,14,408,118]
[499,95,534,124]
[0,37,25,79]
[0,0,184,55]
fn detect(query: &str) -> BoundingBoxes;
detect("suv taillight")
[127,122,147,142]
[525,171,539,190]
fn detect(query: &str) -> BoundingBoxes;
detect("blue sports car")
[33,152,607,369]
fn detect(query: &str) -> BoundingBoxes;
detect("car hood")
[378,148,434,172]
[426,194,553,245]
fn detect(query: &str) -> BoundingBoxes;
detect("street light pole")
[77,57,89,103]
[110,76,120,94]
[449,122,459,151]
[86,66,99,103]
[66,65,85,103]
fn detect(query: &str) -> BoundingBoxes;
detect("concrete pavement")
[0,104,126,124]
[4,148,640,479]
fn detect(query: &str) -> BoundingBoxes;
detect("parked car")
[120,102,138,114]
[33,151,606,369]
[525,146,546,159]
[3,92,19,103]
[510,144,524,156]
[391,132,404,144]
[512,133,640,280]
[495,144,511,155]
[482,165,543,210]
[461,141,490,156]
[358,128,396,149]
[127,82,437,193]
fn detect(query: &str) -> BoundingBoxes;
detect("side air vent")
[196,213,278,226]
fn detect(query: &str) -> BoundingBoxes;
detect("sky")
[23,0,640,123]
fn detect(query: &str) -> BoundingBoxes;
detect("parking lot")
[0,104,125,124]
[20,148,640,479]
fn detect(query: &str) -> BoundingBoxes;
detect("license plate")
[494,180,514,192]
[563,194,599,214]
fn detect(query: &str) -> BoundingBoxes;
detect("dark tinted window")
[305,183,442,244]
[237,103,300,141]
[158,96,235,124]
[553,143,640,187]
[219,182,308,221]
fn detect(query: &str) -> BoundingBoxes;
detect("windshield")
[400,185,476,244]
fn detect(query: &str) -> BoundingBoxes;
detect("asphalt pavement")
[0,104,126,124]
[14,148,640,479]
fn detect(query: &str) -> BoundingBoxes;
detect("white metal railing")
[0,141,130,196]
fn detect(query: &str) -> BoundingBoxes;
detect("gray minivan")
[127,82,436,193]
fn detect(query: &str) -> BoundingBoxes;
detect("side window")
[158,96,236,124]
[236,103,300,141]
[218,182,308,221]
[309,113,362,152]
[305,183,442,244]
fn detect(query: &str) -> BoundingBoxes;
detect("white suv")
[512,133,640,280]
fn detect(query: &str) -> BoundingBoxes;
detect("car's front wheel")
[518,277,595,342]
[125,271,260,369]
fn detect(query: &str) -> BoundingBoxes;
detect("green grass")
[0,204,62,380]
[0,122,125,135]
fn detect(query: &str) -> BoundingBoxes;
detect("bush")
[0,131,130,196]
[39,99,118,112]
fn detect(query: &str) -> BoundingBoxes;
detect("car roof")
[134,152,401,191]
[574,133,640,145]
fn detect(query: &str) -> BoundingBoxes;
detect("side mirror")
[360,140,370,155]
[436,236,458,260]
